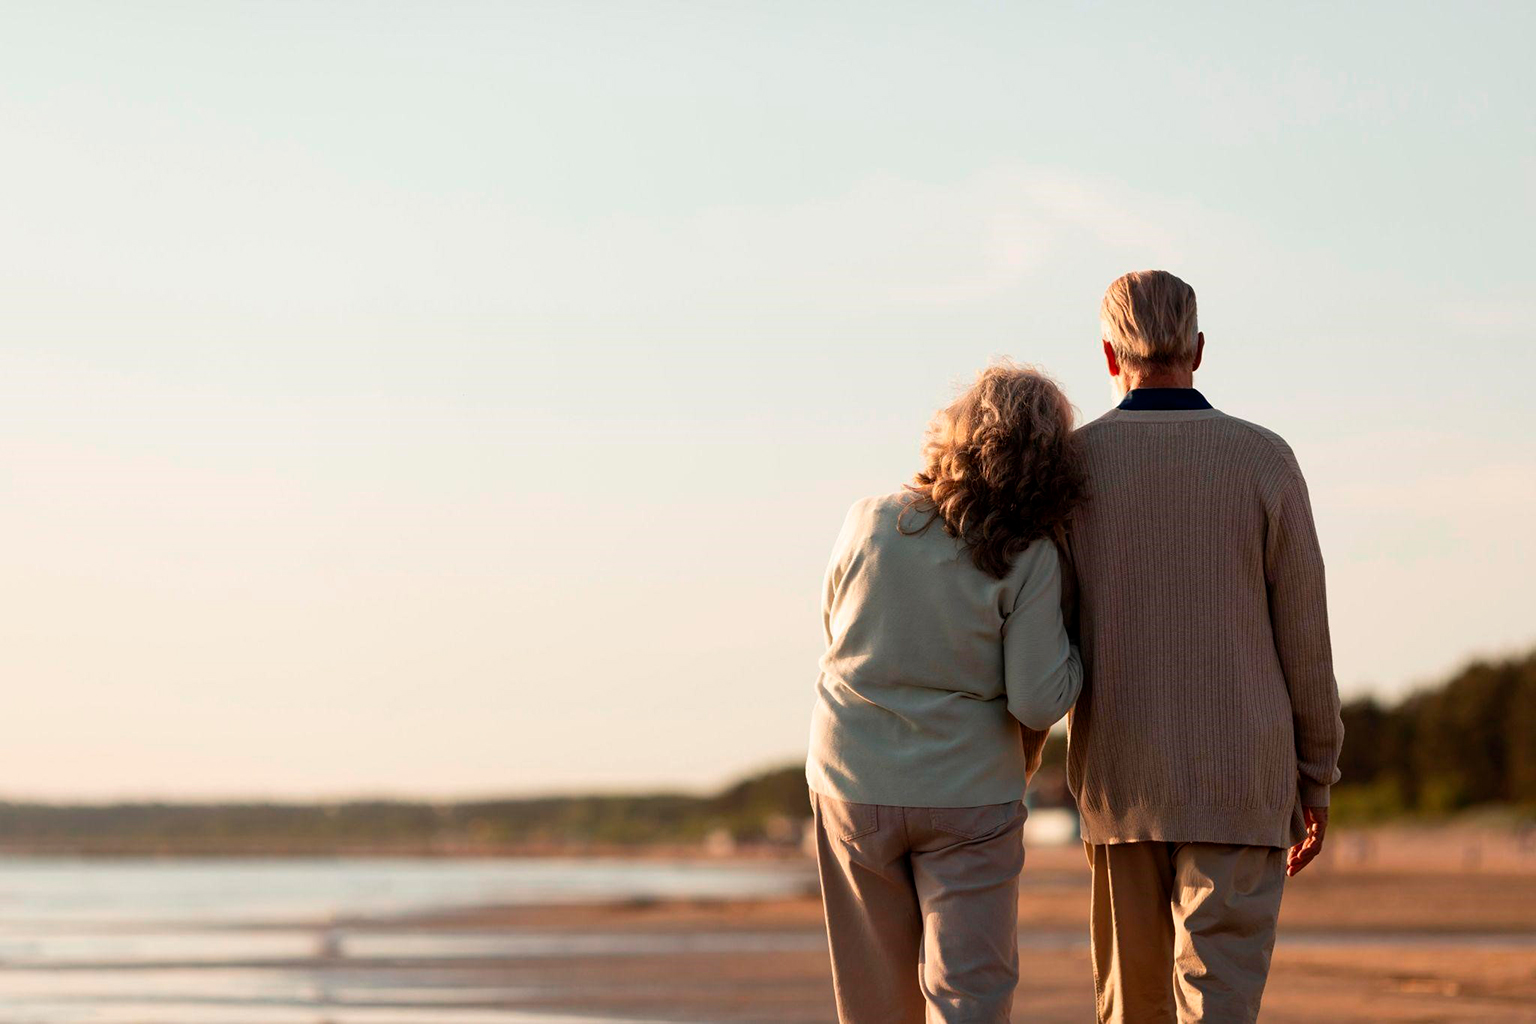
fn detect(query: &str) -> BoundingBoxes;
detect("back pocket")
[816,794,880,841]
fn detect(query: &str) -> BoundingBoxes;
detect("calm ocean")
[0,856,816,1023]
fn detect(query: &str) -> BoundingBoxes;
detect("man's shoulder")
[1077,408,1301,476]
[1211,411,1289,449]
[1209,413,1303,477]
[1073,410,1127,452]
[1075,408,1121,436]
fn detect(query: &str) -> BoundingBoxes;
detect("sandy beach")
[329,827,1536,1023]
[1,827,1530,1022]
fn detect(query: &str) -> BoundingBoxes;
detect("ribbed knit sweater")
[1066,404,1344,848]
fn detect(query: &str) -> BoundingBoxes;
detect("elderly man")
[1067,270,1344,1023]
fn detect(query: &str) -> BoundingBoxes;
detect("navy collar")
[1117,387,1212,411]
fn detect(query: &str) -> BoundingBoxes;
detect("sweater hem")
[805,766,1026,809]
[1078,802,1296,849]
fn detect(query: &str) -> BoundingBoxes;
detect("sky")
[1,1,1532,800]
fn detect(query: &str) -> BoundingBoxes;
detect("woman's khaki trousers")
[811,790,1026,1024]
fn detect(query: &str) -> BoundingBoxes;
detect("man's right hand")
[1287,806,1328,876]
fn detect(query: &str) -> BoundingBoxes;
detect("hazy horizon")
[2,1,1532,800]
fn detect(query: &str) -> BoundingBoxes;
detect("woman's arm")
[1002,539,1083,730]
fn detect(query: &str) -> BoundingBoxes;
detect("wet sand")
[344,830,1536,1023]
[6,830,1529,1022]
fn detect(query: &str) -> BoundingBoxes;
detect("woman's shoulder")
[844,490,914,525]
[834,490,938,553]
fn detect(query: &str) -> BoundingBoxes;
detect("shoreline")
[0,840,1530,1022]
[0,841,812,860]
[0,816,1527,863]
[324,862,1536,1023]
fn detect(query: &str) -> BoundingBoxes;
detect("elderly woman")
[805,361,1087,1024]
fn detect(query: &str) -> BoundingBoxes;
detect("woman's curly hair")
[898,361,1087,578]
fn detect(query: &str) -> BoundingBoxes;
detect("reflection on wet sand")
[0,856,811,1023]
[1,838,1533,1023]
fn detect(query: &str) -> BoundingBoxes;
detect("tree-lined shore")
[1332,648,1535,817]
[0,763,812,856]
[2,651,1530,856]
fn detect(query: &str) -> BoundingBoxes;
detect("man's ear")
[1102,338,1121,378]
[1191,332,1205,372]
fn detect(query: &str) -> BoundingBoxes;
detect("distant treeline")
[1333,649,1535,818]
[0,651,1530,854]
[0,762,813,855]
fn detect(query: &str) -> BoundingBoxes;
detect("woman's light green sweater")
[805,492,1082,808]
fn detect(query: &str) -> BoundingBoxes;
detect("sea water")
[0,856,816,1023]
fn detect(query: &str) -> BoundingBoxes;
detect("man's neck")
[1120,370,1195,392]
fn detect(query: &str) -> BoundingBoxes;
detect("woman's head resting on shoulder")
[900,360,1086,579]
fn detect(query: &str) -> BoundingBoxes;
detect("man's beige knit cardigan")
[1065,404,1344,848]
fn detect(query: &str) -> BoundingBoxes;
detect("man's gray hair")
[1100,270,1199,370]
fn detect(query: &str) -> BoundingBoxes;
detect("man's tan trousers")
[1086,841,1286,1024]
[810,790,1026,1024]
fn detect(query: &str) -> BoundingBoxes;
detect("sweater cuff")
[1299,780,1331,807]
